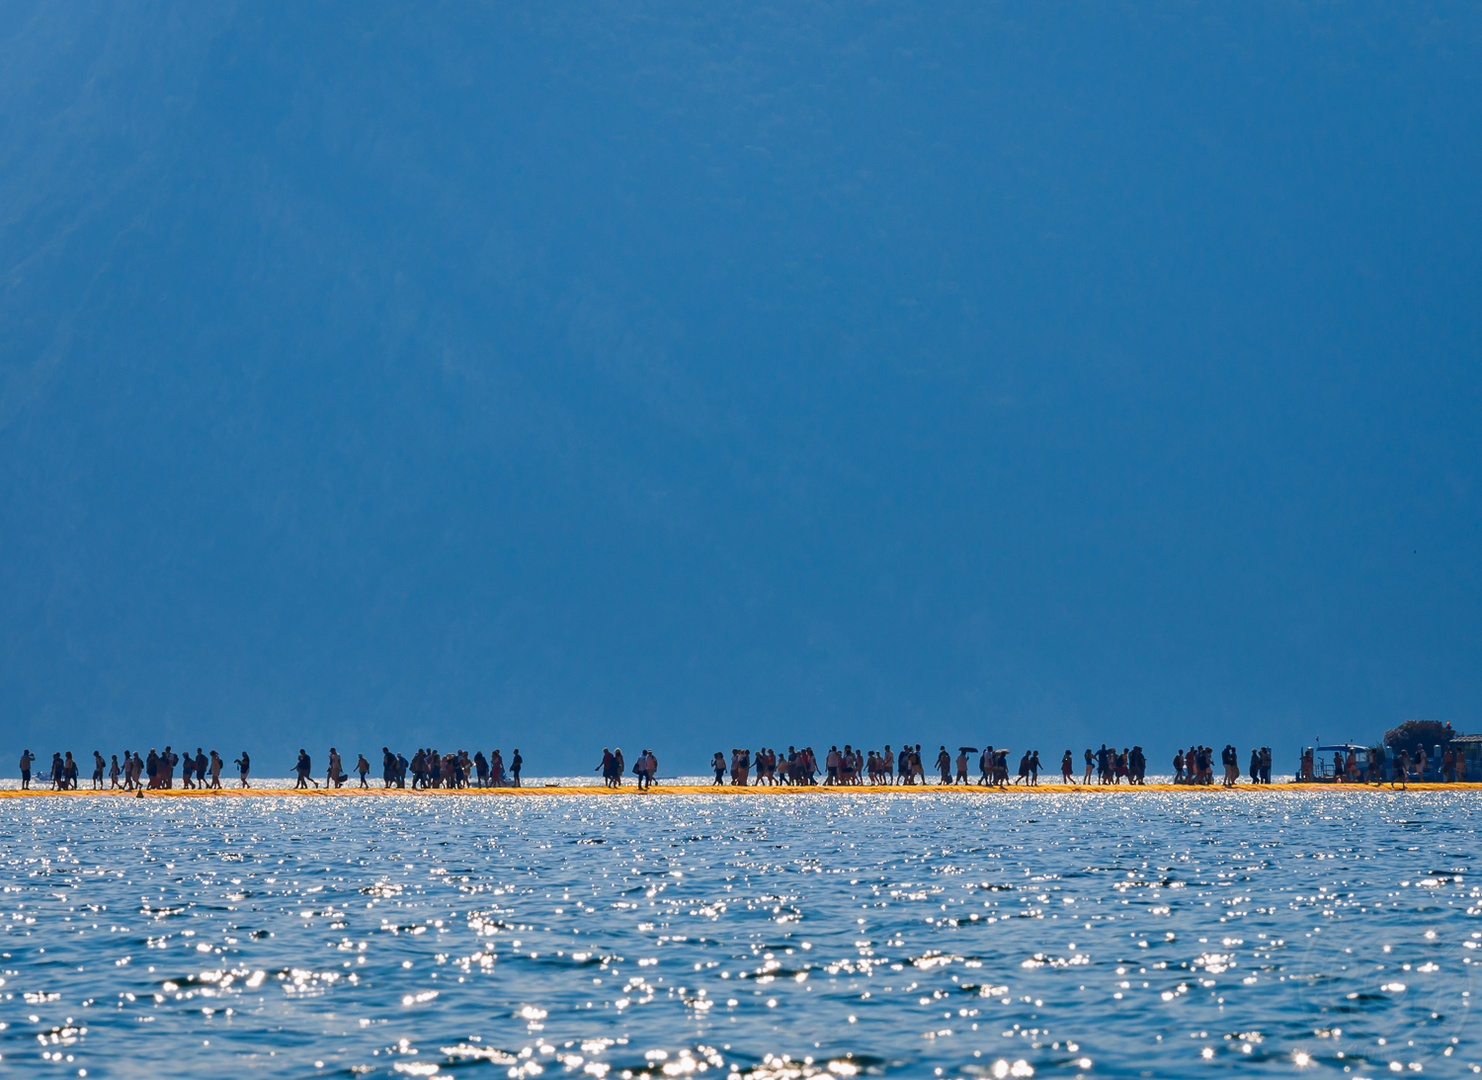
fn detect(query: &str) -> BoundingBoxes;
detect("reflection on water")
[1,791,1478,1077]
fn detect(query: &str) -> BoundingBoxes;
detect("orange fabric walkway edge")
[3,782,1477,798]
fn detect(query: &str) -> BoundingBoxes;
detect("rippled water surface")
[3,790,1480,1078]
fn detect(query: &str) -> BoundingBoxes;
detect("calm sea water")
[2,789,1479,1078]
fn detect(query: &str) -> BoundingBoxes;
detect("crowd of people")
[13,740,1476,791]
[1172,745,1274,786]
[15,747,247,790]
[595,748,659,789]
[13,746,524,791]
[1300,744,1470,786]
[361,747,524,788]
[697,744,1147,787]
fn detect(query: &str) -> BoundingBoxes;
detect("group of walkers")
[712,746,815,785]
[691,742,1359,789]
[356,747,523,789]
[700,745,1109,787]
[15,745,525,791]
[16,748,249,790]
[595,748,659,789]
[708,745,917,786]
[1070,745,1150,784]
[1172,745,1273,786]
[16,739,1477,791]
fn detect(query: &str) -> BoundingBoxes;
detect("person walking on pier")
[1391,749,1409,790]
[294,749,316,789]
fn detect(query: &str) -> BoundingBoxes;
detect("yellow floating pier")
[2,781,1478,798]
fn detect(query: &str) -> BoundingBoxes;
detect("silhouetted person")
[294,749,316,789]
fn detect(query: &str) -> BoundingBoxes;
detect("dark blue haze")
[1,2,1479,770]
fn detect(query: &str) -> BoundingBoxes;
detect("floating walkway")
[2,781,1478,798]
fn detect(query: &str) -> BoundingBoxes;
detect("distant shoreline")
[2,781,1477,798]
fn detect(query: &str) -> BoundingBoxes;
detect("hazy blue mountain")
[2,2,1479,771]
